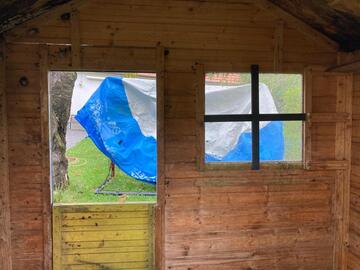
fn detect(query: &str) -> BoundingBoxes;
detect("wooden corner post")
[0,40,13,270]
[304,68,313,169]
[195,63,205,171]
[39,44,52,270]
[334,73,353,270]
[155,45,165,270]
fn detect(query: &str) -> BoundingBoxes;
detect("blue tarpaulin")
[76,77,284,184]
[205,121,284,162]
[76,77,157,184]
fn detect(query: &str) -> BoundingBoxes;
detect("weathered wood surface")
[349,73,360,270]
[266,0,360,52]
[155,45,165,270]
[53,203,155,270]
[164,70,351,270]
[6,43,44,270]
[0,1,355,270]
[0,40,12,270]
[39,45,52,270]
[5,0,338,73]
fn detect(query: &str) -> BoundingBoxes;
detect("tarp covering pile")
[76,77,284,184]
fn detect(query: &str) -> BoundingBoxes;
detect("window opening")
[204,65,306,170]
[49,72,157,203]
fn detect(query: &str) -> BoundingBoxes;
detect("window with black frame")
[204,65,306,170]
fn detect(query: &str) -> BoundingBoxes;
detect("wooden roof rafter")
[0,0,74,33]
[3,0,87,43]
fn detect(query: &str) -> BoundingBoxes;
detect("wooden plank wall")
[52,203,155,270]
[163,71,350,270]
[5,43,45,270]
[0,0,352,269]
[349,73,360,270]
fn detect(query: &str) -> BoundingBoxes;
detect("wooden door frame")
[41,44,166,270]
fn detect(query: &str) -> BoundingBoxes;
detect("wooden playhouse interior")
[1,0,360,269]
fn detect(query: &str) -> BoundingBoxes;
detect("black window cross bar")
[205,113,306,122]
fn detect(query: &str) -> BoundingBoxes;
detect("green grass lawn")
[260,74,303,161]
[53,138,156,203]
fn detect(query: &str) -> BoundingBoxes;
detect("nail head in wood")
[60,12,71,22]
[19,76,29,87]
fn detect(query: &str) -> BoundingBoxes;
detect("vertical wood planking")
[303,70,353,270]
[195,63,205,171]
[155,45,165,270]
[70,9,81,68]
[39,45,52,270]
[52,206,62,270]
[334,169,345,269]
[333,73,353,270]
[0,40,12,270]
[273,20,284,72]
[342,74,353,270]
[349,73,360,270]
[335,76,347,160]
[304,68,313,169]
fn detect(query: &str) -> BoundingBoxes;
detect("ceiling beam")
[254,0,339,51]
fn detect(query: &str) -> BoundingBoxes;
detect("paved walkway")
[66,117,87,149]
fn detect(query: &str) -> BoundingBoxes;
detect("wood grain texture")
[52,203,155,270]
[268,0,360,52]
[39,44,52,270]
[70,9,81,68]
[0,1,353,270]
[6,43,44,270]
[0,40,12,270]
[164,69,340,270]
[304,68,313,169]
[195,63,205,171]
[254,0,339,51]
[349,73,360,270]
[299,71,353,270]
[273,19,284,72]
[155,45,165,270]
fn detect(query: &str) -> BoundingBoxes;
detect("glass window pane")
[260,121,302,162]
[259,74,303,114]
[205,73,251,115]
[205,122,252,163]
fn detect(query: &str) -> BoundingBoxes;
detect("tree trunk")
[50,72,77,189]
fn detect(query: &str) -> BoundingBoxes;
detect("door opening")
[49,71,157,269]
